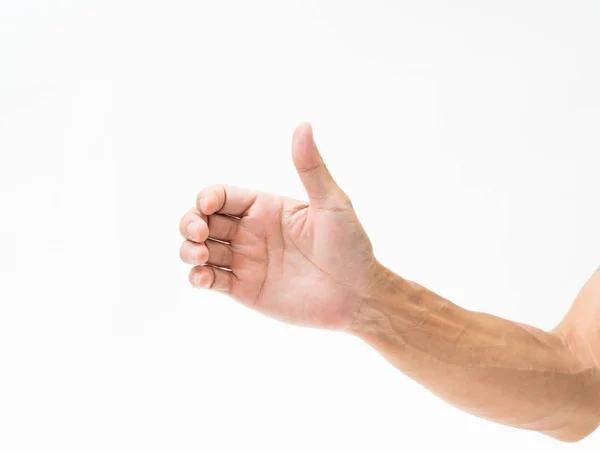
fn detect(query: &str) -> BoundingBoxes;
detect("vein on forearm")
[352,268,600,435]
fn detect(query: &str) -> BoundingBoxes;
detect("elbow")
[543,418,600,443]
[547,328,600,442]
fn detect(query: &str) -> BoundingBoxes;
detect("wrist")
[346,261,407,337]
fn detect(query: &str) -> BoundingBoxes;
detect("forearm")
[350,264,600,442]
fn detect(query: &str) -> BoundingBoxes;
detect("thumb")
[292,123,345,206]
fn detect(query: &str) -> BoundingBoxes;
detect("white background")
[1,1,599,451]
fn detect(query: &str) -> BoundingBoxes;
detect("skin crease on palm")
[179,123,600,442]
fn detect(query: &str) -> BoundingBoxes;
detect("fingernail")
[192,272,201,286]
[200,198,208,213]
[187,222,197,239]
[188,246,200,262]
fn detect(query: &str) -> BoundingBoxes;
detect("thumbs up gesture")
[179,123,380,330]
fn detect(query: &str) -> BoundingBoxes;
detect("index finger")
[196,184,258,217]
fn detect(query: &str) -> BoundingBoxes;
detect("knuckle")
[207,268,216,289]
[222,272,233,294]
[338,191,353,209]
[197,222,209,242]
[224,245,234,263]
[297,162,322,174]
[208,184,224,198]
[226,221,237,241]
[197,184,226,213]
[197,184,214,200]
[216,184,227,206]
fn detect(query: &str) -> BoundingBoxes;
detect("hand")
[179,123,380,330]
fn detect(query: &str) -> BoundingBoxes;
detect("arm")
[179,123,600,442]
[350,264,600,442]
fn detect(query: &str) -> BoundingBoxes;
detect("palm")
[230,194,375,329]
[180,123,377,330]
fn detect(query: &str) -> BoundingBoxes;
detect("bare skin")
[179,123,600,442]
